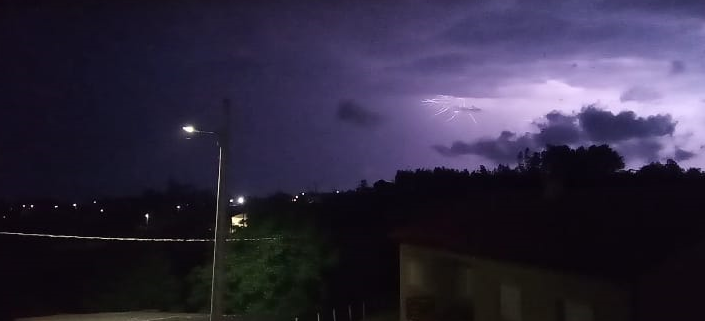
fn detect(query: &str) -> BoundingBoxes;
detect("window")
[500,284,522,321]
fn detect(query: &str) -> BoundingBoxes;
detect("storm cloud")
[620,86,663,103]
[675,147,696,161]
[670,60,686,74]
[1,0,705,198]
[578,106,676,143]
[434,106,683,163]
[336,100,384,128]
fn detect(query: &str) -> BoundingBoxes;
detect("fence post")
[348,304,352,321]
[317,312,320,321]
[333,308,337,321]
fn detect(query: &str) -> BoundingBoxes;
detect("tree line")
[2,144,705,319]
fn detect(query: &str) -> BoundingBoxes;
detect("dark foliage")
[2,145,705,318]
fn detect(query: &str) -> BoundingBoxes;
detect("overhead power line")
[0,231,280,242]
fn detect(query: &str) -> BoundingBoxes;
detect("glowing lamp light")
[54,205,59,209]
[72,203,77,208]
[144,213,150,219]
[176,205,181,210]
[229,198,234,203]
[93,200,97,204]
[236,196,245,205]
[100,209,104,213]
[30,204,34,208]
[182,125,196,133]
[22,205,26,208]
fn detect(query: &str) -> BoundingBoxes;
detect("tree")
[539,144,624,178]
[188,202,337,316]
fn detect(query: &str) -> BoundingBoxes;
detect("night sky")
[1,0,704,199]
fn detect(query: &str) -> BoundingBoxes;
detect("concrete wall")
[400,244,632,321]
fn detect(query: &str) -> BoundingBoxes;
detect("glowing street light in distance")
[182,125,196,133]
[236,196,245,205]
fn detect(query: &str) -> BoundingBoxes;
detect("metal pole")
[210,99,231,321]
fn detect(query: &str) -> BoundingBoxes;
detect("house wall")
[400,244,631,321]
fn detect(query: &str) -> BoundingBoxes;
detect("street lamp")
[182,99,231,321]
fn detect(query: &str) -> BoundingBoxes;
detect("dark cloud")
[671,60,686,74]
[578,106,676,142]
[441,10,570,47]
[601,0,705,16]
[394,53,476,74]
[435,106,678,163]
[433,131,535,163]
[675,147,696,161]
[435,6,684,63]
[620,86,663,103]
[336,100,384,128]
[535,111,581,145]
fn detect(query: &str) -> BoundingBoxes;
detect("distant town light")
[335,190,340,194]
[236,196,245,205]
[30,204,34,208]
[301,192,305,196]
[295,195,299,199]
[22,204,26,208]
[176,205,181,210]
[229,198,234,203]
[54,205,59,209]
[145,213,150,219]
[100,209,104,213]
[93,200,97,204]
[72,203,77,208]
[182,125,196,133]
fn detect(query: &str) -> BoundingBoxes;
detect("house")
[230,212,247,233]
[399,243,630,321]
[395,216,705,321]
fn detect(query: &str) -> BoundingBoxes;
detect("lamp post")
[183,99,231,321]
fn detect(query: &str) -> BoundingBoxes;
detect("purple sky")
[1,0,705,199]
